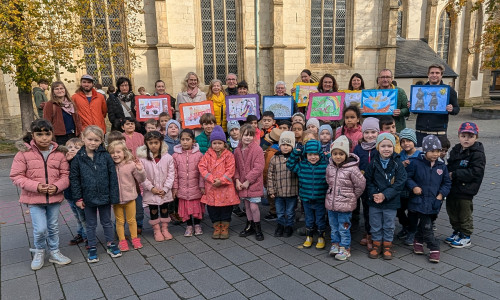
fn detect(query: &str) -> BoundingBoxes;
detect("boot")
[254,222,264,241]
[360,233,368,246]
[366,235,373,251]
[30,249,45,270]
[212,221,221,239]
[382,241,394,260]
[284,226,293,238]
[316,231,326,250]
[149,219,164,242]
[220,221,230,239]
[160,218,173,240]
[303,228,313,248]
[369,241,382,259]
[239,220,255,237]
[274,224,284,237]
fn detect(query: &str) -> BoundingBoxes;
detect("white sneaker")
[30,249,45,270]
[49,250,71,265]
[450,235,471,248]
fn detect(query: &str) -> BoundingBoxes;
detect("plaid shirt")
[267,152,298,197]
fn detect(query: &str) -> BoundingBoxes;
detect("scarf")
[380,157,390,169]
[187,87,199,99]
[229,136,239,149]
[118,92,133,103]
[61,98,75,115]
[361,140,376,150]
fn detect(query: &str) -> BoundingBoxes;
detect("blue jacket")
[286,149,328,203]
[164,135,180,156]
[406,154,451,214]
[365,153,407,210]
[353,144,378,172]
[399,149,422,199]
[70,145,119,207]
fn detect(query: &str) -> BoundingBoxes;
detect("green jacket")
[33,87,47,118]
[196,131,210,154]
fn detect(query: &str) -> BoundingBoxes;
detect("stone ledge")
[472,104,500,119]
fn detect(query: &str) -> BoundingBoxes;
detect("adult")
[376,69,409,132]
[237,80,249,95]
[175,72,207,121]
[107,77,137,132]
[274,81,298,114]
[348,73,365,90]
[225,73,238,95]
[43,81,82,145]
[318,73,339,93]
[154,80,176,118]
[71,75,107,133]
[207,79,227,131]
[290,69,315,94]
[33,79,49,118]
[413,64,460,146]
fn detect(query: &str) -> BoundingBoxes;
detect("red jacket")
[172,144,204,200]
[234,141,265,198]
[335,125,363,153]
[43,101,82,137]
[71,89,107,133]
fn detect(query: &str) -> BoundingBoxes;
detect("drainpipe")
[255,0,260,94]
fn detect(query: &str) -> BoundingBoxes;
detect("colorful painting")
[339,90,362,107]
[293,83,319,107]
[262,96,294,119]
[306,93,344,121]
[226,94,260,121]
[179,101,214,129]
[135,95,172,121]
[410,85,450,114]
[361,89,398,115]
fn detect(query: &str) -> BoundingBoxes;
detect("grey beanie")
[422,135,442,153]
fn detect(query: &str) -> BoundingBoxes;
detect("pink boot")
[149,219,164,242]
[160,218,173,240]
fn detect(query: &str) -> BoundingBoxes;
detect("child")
[292,112,306,125]
[306,118,320,134]
[326,135,366,260]
[287,140,329,249]
[439,137,451,163]
[335,105,362,152]
[108,141,147,251]
[292,122,305,150]
[246,115,262,144]
[406,135,451,263]
[145,118,158,133]
[164,119,181,156]
[70,125,121,263]
[172,129,206,236]
[302,129,318,144]
[379,115,401,153]
[263,128,283,221]
[138,86,149,95]
[319,125,333,155]
[157,112,171,136]
[137,131,175,241]
[227,120,240,152]
[260,111,278,139]
[278,120,292,131]
[10,119,71,270]
[234,125,266,241]
[121,117,144,157]
[196,113,216,154]
[106,130,125,146]
[198,125,240,239]
[445,122,486,248]
[353,117,380,250]
[65,138,87,247]
[365,133,407,260]
[268,131,298,237]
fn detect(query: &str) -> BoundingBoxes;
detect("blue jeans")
[302,201,326,231]
[136,194,144,228]
[84,204,115,248]
[328,211,352,248]
[275,197,297,227]
[68,200,87,239]
[30,203,61,251]
[369,207,397,242]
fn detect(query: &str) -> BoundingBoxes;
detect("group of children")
[10,104,485,270]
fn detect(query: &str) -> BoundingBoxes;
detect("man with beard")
[71,75,108,133]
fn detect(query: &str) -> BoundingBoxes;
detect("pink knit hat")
[361,117,380,133]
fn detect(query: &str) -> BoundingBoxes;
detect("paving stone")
[0,223,27,236]
[253,234,284,249]
[471,266,500,283]
[114,250,152,275]
[145,254,173,272]
[362,275,407,296]
[183,267,234,298]
[262,274,322,300]
[438,251,480,271]
[246,244,269,256]
[393,290,426,300]
[219,245,259,265]
[250,290,282,300]
[153,239,188,257]
[0,232,30,251]
[139,288,179,300]
[442,268,500,297]
[301,261,347,284]
[100,275,136,300]
[234,278,268,297]
[267,244,318,267]
[35,264,59,285]
[331,277,393,300]
[413,269,461,290]
[454,286,498,300]
[1,247,32,265]
[445,247,498,267]
[39,281,64,300]
[168,252,206,273]
[182,239,212,254]
[197,233,238,251]
[1,260,34,281]
[1,275,40,300]
[386,257,421,273]
[170,280,200,298]
[350,253,400,276]
[259,253,289,268]
[197,249,233,270]
[56,262,93,284]
[399,252,455,274]
[279,265,316,285]
[385,269,439,294]
[232,235,257,248]
[62,277,103,300]
[126,269,168,296]
[137,244,160,258]
[211,290,247,300]
[239,259,283,281]
[216,265,250,284]
[335,261,374,280]
[306,281,350,299]
[424,287,470,300]
[90,261,123,280]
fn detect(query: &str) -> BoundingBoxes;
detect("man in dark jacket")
[33,79,49,118]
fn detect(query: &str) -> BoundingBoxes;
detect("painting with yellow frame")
[293,82,319,107]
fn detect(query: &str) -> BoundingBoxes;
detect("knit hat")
[319,125,333,137]
[399,128,417,145]
[422,135,442,153]
[330,135,350,156]
[303,140,322,154]
[209,125,226,143]
[362,117,380,133]
[376,132,396,150]
[267,128,283,143]
[279,131,295,148]
[306,118,320,129]
[458,122,479,135]
[227,120,240,133]
[292,112,306,123]
[166,119,181,131]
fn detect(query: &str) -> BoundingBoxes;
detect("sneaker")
[264,213,277,221]
[48,250,71,265]
[396,228,408,239]
[30,249,45,270]
[184,225,193,237]
[118,240,130,252]
[87,247,99,263]
[69,234,84,245]
[404,232,415,246]
[107,243,122,258]
[429,250,440,263]
[335,247,351,261]
[445,232,460,244]
[329,243,340,256]
[194,224,203,235]
[131,237,143,250]
[450,234,471,248]
[413,242,424,254]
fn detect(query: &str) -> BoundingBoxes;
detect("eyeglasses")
[379,76,392,79]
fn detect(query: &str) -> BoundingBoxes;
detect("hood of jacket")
[136,141,169,159]
[173,143,200,154]
[33,87,44,94]
[16,140,67,154]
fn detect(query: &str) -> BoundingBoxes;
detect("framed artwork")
[293,82,319,107]
[409,85,450,114]
[262,96,294,119]
[306,93,344,121]
[361,89,398,115]
[179,101,214,129]
[339,90,362,107]
[226,94,260,121]
[135,95,172,122]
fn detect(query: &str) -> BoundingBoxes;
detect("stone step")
[472,104,500,119]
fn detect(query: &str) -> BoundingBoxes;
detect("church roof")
[395,38,458,78]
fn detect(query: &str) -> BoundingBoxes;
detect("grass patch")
[0,142,17,154]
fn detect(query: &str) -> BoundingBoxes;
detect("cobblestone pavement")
[1,108,500,299]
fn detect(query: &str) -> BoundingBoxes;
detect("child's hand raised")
[213,178,222,187]
[134,159,144,171]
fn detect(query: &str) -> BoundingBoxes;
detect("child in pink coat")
[172,129,205,237]
[335,105,363,152]
[136,131,175,242]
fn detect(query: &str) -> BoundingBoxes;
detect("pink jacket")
[124,132,144,157]
[10,141,69,205]
[325,154,366,212]
[172,144,204,200]
[198,148,239,206]
[115,160,147,204]
[136,143,175,206]
[335,125,363,152]
[233,141,265,198]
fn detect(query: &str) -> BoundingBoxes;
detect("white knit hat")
[330,135,350,156]
[279,131,295,149]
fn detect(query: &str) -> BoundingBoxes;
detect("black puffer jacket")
[107,92,136,131]
[447,142,486,199]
